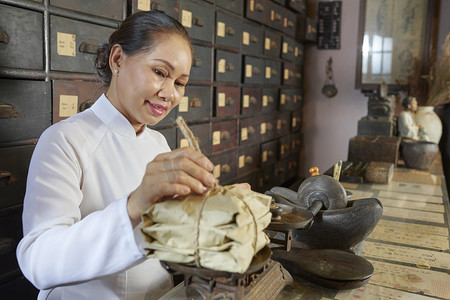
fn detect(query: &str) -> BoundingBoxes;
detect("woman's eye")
[175,81,186,87]
[154,69,166,78]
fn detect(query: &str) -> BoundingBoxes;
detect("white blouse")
[17,94,173,300]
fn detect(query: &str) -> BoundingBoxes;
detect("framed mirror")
[355,0,439,95]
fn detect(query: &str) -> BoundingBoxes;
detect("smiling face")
[106,33,192,134]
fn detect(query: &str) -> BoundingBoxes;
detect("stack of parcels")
[141,185,272,273]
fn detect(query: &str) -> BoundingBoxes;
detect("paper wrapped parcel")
[141,185,272,273]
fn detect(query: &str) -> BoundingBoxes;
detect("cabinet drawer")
[216,0,243,15]
[177,122,211,155]
[50,16,115,73]
[279,88,302,111]
[179,0,214,43]
[278,135,291,160]
[50,0,124,21]
[245,0,269,25]
[131,0,179,20]
[52,80,106,123]
[282,62,302,86]
[237,144,259,174]
[239,117,260,146]
[257,165,273,192]
[242,56,264,84]
[264,59,281,85]
[281,35,298,62]
[215,50,241,83]
[191,45,213,82]
[178,85,212,122]
[241,87,261,115]
[212,120,237,153]
[211,149,237,184]
[157,127,177,150]
[215,11,242,50]
[274,159,288,185]
[260,140,277,167]
[241,21,263,56]
[260,114,276,142]
[275,111,290,137]
[0,5,44,70]
[214,86,240,117]
[290,132,301,153]
[263,29,281,58]
[0,205,24,277]
[267,2,284,32]
[261,88,278,112]
[287,0,306,13]
[282,7,297,37]
[291,110,302,133]
[0,79,51,143]
[0,145,35,209]
[287,153,299,179]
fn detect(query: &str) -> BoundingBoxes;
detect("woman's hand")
[127,147,215,227]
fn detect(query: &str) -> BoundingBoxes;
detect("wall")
[300,0,367,177]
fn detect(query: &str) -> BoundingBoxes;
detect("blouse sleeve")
[16,125,145,290]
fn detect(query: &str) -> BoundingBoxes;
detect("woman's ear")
[109,44,125,73]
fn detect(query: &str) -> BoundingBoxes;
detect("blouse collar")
[91,94,140,138]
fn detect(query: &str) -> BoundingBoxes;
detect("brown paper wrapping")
[141,185,272,273]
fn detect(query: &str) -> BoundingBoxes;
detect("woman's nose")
[158,80,175,102]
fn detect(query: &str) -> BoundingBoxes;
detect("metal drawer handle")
[295,72,301,78]
[151,2,165,11]
[245,156,253,164]
[275,13,282,21]
[277,167,285,174]
[251,35,258,43]
[248,126,255,134]
[221,131,230,140]
[0,171,15,185]
[268,150,274,158]
[193,58,202,67]
[0,103,19,118]
[79,99,96,112]
[0,29,9,44]
[271,69,278,76]
[288,46,294,53]
[221,164,230,173]
[250,97,257,104]
[268,96,274,103]
[0,238,16,256]
[226,63,235,71]
[193,17,204,27]
[190,98,202,107]
[286,96,292,103]
[287,20,295,28]
[79,41,99,54]
[226,27,235,36]
[266,123,273,130]
[253,67,260,74]
[225,97,234,106]
[255,4,264,12]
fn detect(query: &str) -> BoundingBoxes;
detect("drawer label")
[282,42,288,54]
[265,67,271,79]
[137,0,150,11]
[245,64,253,78]
[181,10,192,28]
[213,164,221,178]
[284,69,290,80]
[241,127,248,141]
[263,95,268,107]
[59,95,78,117]
[265,38,271,50]
[295,47,299,57]
[242,32,250,45]
[250,0,254,11]
[239,155,245,168]
[213,131,221,145]
[261,122,266,134]
[218,93,226,107]
[292,117,297,128]
[280,94,286,105]
[180,138,189,148]
[218,59,226,73]
[277,119,282,130]
[262,150,268,162]
[243,95,250,108]
[217,22,226,37]
[179,96,189,112]
[57,32,76,57]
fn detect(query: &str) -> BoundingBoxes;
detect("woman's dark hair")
[402,96,415,109]
[95,10,192,86]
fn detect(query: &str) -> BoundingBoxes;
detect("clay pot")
[401,139,439,170]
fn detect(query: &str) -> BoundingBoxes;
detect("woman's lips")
[148,101,168,116]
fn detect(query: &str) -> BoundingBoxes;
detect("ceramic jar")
[415,106,443,144]
[401,139,439,170]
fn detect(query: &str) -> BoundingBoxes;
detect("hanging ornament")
[322,57,338,98]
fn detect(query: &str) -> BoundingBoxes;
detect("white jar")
[415,106,443,144]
